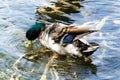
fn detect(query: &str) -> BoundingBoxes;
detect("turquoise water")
[0,0,120,80]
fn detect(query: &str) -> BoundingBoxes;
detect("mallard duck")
[26,23,99,57]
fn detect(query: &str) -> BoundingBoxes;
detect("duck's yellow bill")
[25,39,32,48]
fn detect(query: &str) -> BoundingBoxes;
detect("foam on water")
[113,20,120,25]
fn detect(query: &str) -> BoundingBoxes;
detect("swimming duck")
[26,23,99,57]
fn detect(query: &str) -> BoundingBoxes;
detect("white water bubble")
[113,20,120,25]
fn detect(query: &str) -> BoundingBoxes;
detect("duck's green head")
[26,23,44,40]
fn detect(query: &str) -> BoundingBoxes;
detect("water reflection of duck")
[26,23,99,57]
[14,51,97,80]
[36,0,83,24]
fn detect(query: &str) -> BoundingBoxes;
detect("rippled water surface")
[0,0,120,80]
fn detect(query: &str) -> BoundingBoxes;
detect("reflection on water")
[13,47,97,80]
[0,0,120,80]
[36,0,83,24]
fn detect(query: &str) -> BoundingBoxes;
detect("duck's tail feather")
[72,39,99,57]
[82,42,99,57]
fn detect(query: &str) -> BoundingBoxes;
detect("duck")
[26,23,99,57]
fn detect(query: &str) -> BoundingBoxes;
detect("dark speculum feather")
[63,34,76,43]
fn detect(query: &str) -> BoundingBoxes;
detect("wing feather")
[66,26,98,34]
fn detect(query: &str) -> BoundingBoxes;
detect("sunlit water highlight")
[0,0,120,80]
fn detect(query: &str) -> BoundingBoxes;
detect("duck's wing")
[66,26,98,34]
[47,23,98,43]
[65,26,98,38]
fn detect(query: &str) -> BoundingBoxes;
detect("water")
[0,0,120,80]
